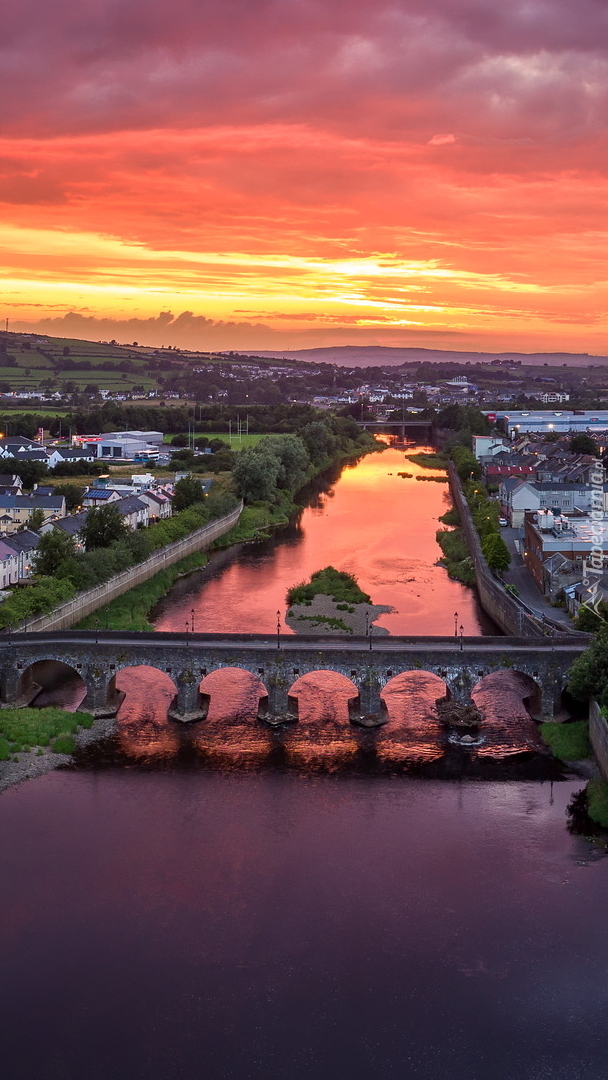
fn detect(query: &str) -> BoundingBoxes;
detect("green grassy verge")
[587,779,608,828]
[0,707,93,759]
[404,452,447,469]
[435,528,476,586]
[540,720,591,760]
[75,551,209,632]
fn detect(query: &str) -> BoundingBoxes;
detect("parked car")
[499,518,508,527]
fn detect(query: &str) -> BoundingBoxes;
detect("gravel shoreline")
[0,713,117,795]
[286,595,394,636]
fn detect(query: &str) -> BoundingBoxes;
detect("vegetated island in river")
[285,567,392,636]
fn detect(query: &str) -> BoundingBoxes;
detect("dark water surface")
[1,771,607,1080]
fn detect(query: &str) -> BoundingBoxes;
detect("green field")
[163,431,267,447]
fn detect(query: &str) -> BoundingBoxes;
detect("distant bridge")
[356,419,434,437]
[0,631,587,722]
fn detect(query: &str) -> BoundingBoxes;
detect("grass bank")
[0,707,93,760]
[78,443,380,631]
[539,720,591,761]
[435,527,476,587]
[587,778,608,828]
[75,550,209,632]
[404,451,447,469]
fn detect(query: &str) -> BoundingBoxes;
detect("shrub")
[52,734,76,754]
[286,567,371,606]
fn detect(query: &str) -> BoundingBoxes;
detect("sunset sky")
[3,0,608,353]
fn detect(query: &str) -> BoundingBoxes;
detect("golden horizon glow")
[3,3,608,354]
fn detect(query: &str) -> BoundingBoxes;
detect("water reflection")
[29,444,551,772]
[153,444,492,637]
[472,670,545,758]
[113,667,182,760]
[43,662,555,777]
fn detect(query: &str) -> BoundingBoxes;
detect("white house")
[0,539,20,587]
[499,478,541,527]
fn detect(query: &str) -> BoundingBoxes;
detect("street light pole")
[276,609,281,650]
[191,608,195,633]
[454,611,458,637]
[459,624,464,651]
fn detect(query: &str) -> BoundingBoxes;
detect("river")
[154,442,488,637]
[33,444,545,762]
[2,443,606,1079]
[1,771,607,1080]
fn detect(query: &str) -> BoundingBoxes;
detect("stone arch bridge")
[0,631,588,723]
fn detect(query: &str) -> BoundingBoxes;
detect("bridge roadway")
[0,630,588,722]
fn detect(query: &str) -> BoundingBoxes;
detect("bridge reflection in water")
[30,660,547,770]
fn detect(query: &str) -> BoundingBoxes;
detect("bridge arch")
[110,665,179,722]
[15,658,87,710]
[198,667,269,724]
[287,669,364,726]
[381,670,448,729]
[472,669,543,720]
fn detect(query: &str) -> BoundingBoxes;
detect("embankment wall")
[447,463,546,637]
[19,501,243,633]
[589,699,608,780]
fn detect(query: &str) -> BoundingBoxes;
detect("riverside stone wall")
[447,463,548,637]
[589,699,608,780]
[19,501,243,633]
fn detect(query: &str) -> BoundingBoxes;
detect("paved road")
[499,526,574,628]
[0,630,586,653]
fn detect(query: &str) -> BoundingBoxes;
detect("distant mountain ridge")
[249,346,608,368]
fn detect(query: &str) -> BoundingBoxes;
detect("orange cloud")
[1,2,608,350]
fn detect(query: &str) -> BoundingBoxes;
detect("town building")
[0,494,66,533]
[74,431,163,460]
[490,410,608,436]
[523,511,608,596]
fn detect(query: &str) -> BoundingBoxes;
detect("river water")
[3,443,606,1079]
[31,444,545,762]
[1,772,607,1080]
[154,443,487,638]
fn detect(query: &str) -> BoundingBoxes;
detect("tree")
[80,505,128,550]
[52,483,85,513]
[232,446,282,502]
[575,603,608,632]
[450,445,481,481]
[258,434,310,491]
[568,625,608,708]
[27,507,45,532]
[33,528,77,577]
[481,533,511,571]
[173,476,206,512]
[299,421,338,466]
[569,433,600,457]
